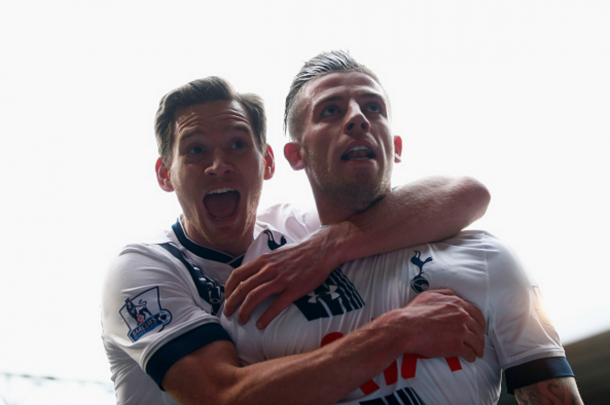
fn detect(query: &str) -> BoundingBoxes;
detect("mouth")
[203,187,240,221]
[340,145,375,161]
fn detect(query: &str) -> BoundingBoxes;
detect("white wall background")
[1,2,608,397]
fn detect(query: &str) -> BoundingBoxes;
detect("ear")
[263,145,275,180]
[393,136,402,164]
[155,157,175,192]
[284,142,306,171]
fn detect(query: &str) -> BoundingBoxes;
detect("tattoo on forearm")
[514,378,582,405]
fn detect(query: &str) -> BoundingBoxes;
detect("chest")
[261,245,491,359]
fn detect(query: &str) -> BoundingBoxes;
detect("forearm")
[320,175,490,267]
[167,311,407,405]
[220,290,483,405]
[514,377,583,405]
[237,319,403,405]
[226,291,483,405]
[171,290,484,404]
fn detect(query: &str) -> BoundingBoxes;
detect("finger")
[225,261,258,297]
[256,293,296,329]
[429,288,456,297]
[460,308,486,359]
[462,328,485,360]
[237,281,281,324]
[223,283,241,317]
[224,270,275,317]
[460,300,486,336]
[457,345,477,363]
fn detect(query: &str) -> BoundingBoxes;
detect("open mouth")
[203,187,240,220]
[340,145,375,161]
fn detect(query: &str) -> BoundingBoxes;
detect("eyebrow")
[177,123,252,141]
[314,92,385,108]
[358,92,386,102]
[312,95,344,111]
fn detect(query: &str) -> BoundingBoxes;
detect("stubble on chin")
[317,171,389,214]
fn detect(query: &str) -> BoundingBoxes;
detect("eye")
[188,146,204,154]
[232,140,245,149]
[367,103,381,113]
[321,105,339,116]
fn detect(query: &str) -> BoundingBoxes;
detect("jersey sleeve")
[484,233,574,393]
[256,203,320,241]
[101,243,232,394]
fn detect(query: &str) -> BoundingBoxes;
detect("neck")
[313,189,386,226]
[180,216,252,258]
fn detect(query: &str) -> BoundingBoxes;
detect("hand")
[224,230,340,328]
[390,289,486,362]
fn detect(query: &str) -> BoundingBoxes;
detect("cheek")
[172,166,202,195]
[246,161,266,188]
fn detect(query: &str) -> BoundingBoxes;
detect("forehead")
[301,71,386,107]
[174,100,252,136]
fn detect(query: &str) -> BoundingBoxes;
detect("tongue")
[204,191,240,220]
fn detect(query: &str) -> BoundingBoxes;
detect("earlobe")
[284,142,306,171]
[155,157,174,192]
[264,145,275,180]
[393,136,403,163]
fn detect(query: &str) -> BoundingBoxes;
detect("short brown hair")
[155,76,266,164]
[284,50,383,141]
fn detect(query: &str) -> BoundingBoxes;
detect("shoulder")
[440,231,524,274]
[243,227,299,265]
[101,231,198,321]
[441,230,505,250]
[438,231,537,301]
[105,237,183,289]
[255,203,320,241]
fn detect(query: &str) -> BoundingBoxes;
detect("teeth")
[207,187,236,195]
[350,146,370,153]
[341,145,374,161]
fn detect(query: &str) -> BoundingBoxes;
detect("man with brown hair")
[222,51,582,404]
[102,75,490,404]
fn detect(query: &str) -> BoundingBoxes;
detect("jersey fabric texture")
[220,229,573,404]
[100,204,318,405]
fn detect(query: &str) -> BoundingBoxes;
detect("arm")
[484,234,582,404]
[225,175,490,326]
[514,377,583,405]
[164,289,486,405]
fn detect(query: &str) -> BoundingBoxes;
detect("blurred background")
[1,1,608,403]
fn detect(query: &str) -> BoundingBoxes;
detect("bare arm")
[165,290,485,405]
[331,175,490,258]
[225,175,490,327]
[514,377,583,405]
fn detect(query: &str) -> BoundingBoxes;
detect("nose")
[344,101,370,134]
[205,149,233,176]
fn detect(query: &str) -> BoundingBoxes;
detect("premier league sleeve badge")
[119,287,173,342]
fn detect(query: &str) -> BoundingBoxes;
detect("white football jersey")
[221,229,572,404]
[101,204,318,404]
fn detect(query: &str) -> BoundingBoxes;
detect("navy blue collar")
[172,220,244,268]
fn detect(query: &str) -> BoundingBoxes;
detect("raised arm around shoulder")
[165,290,485,405]
[224,175,490,326]
[514,377,583,405]
[328,175,490,264]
